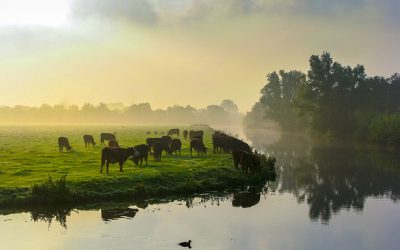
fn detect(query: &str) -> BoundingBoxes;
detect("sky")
[0,0,399,112]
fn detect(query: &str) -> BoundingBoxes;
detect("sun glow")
[0,0,71,27]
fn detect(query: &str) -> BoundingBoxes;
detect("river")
[1,127,400,250]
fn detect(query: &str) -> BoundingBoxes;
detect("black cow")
[108,140,120,148]
[100,133,116,145]
[58,137,72,152]
[152,142,163,161]
[240,151,261,174]
[189,130,204,141]
[171,139,182,155]
[132,144,149,166]
[146,138,161,154]
[83,134,96,147]
[190,139,207,156]
[183,130,188,140]
[100,147,135,173]
[232,150,246,169]
[167,128,180,137]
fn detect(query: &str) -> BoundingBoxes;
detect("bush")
[369,113,400,144]
[31,175,73,205]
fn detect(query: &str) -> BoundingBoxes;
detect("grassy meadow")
[0,125,275,207]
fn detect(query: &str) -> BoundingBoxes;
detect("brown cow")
[152,142,163,161]
[232,150,246,169]
[58,137,72,152]
[189,130,204,141]
[100,147,135,173]
[100,133,116,145]
[132,144,149,166]
[171,139,182,155]
[190,139,207,156]
[167,128,180,137]
[83,134,96,147]
[240,152,261,174]
[108,140,120,148]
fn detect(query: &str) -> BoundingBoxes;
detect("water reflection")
[30,206,72,228]
[246,129,400,224]
[101,207,139,221]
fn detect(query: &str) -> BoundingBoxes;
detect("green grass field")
[0,125,275,207]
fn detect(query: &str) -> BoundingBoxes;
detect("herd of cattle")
[57,128,269,174]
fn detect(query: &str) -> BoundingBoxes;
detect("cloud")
[71,0,158,25]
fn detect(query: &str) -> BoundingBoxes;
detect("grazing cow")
[83,134,96,147]
[167,128,180,137]
[232,150,246,169]
[190,139,207,156]
[58,137,72,152]
[212,131,251,153]
[146,138,161,154]
[160,136,173,155]
[100,147,135,173]
[108,140,120,148]
[171,139,182,155]
[100,133,116,145]
[154,131,158,135]
[189,130,204,141]
[183,130,188,140]
[240,152,261,174]
[152,142,163,161]
[146,131,151,135]
[132,144,149,166]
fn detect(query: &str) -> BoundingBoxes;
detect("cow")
[183,130,188,140]
[146,138,161,155]
[154,131,158,135]
[212,131,251,154]
[189,130,204,141]
[146,131,151,135]
[240,151,261,174]
[108,140,120,148]
[100,147,135,173]
[232,150,246,169]
[132,144,149,166]
[190,139,207,156]
[83,134,96,147]
[160,136,173,155]
[152,142,163,161]
[100,133,116,145]
[171,139,182,155]
[58,137,72,152]
[167,128,180,137]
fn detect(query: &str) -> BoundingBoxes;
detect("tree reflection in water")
[248,129,400,224]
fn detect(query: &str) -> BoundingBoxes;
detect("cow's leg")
[119,162,123,172]
[106,161,109,174]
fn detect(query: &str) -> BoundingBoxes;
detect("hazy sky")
[0,0,399,112]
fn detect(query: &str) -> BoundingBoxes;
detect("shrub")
[31,175,73,205]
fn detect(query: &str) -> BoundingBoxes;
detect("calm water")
[1,128,400,250]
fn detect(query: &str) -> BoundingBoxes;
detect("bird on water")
[178,240,192,248]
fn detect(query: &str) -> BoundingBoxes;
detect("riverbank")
[0,125,276,208]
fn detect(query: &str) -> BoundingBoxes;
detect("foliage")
[0,100,243,125]
[246,52,400,142]
[369,113,400,144]
[31,175,73,205]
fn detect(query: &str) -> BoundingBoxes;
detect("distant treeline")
[0,100,242,125]
[245,52,400,144]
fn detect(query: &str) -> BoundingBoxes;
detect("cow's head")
[132,151,141,165]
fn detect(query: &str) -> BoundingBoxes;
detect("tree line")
[245,52,400,143]
[0,100,242,125]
